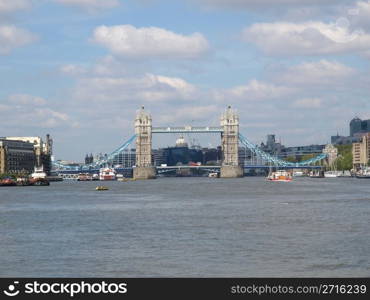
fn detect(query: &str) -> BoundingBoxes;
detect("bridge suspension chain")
[238,133,327,167]
[53,134,137,171]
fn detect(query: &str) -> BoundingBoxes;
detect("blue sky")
[1,0,370,161]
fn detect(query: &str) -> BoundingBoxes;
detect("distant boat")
[309,170,325,178]
[292,171,304,177]
[324,171,339,178]
[208,172,218,178]
[267,170,292,182]
[356,168,370,179]
[337,170,352,177]
[30,166,47,179]
[30,178,50,186]
[0,178,17,186]
[99,168,116,181]
[96,186,109,191]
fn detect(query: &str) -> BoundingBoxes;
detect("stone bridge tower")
[220,106,243,178]
[322,144,338,168]
[133,106,156,179]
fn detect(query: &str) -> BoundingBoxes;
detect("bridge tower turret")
[220,106,244,178]
[133,106,156,179]
[322,144,338,168]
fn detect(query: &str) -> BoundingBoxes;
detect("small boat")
[324,171,339,178]
[208,172,219,178]
[337,170,353,177]
[96,186,109,191]
[16,177,31,186]
[29,178,50,186]
[30,166,47,179]
[309,170,325,178]
[356,167,370,179]
[292,171,304,177]
[267,170,292,182]
[0,178,17,186]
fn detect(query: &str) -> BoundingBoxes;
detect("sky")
[1,0,370,161]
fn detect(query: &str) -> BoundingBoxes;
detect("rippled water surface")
[0,177,369,277]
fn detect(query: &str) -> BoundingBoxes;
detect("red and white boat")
[99,168,116,181]
[267,170,292,182]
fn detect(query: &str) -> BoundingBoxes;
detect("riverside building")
[352,133,370,170]
[3,134,53,175]
[0,139,36,174]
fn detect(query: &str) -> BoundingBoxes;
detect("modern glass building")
[350,117,370,137]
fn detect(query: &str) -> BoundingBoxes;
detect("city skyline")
[1,0,370,160]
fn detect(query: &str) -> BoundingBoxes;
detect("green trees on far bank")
[335,144,353,171]
[279,145,353,170]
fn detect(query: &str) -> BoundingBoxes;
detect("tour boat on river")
[267,170,293,182]
[356,168,370,179]
[99,168,116,181]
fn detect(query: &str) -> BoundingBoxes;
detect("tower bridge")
[134,106,243,179]
[53,106,330,179]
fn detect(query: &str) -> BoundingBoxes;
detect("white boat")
[267,170,292,182]
[208,172,218,178]
[293,171,304,177]
[337,170,352,177]
[324,170,348,178]
[30,166,47,179]
[324,171,338,178]
[356,167,370,179]
[99,168,116,181]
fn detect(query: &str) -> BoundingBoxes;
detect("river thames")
[0,177,369,277]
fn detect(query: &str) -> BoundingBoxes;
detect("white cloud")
[157,105,219,124]
[34,108,70,128]
[293,97,322,108]
[0,0,30,14]
[0,104,10,112]
[213,79,295,102]
[8,94,47,106]
[92,25,209,59]
[60,64,88,76]
[54,0,120,12]
[196,0,350,10]
[242,21,370,56]
[74,73,198,102]
[350,1,370,29]
[273,60,356,86]
[1,94,73,129]
[0,25,37,55]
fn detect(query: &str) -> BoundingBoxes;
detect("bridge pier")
[220,165,243,178]
[133,106,156,180]
[220,106,243,178]
[133,166,156,180]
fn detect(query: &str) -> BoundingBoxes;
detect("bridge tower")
[220,106,244,178]
[133,106,156,180]
[322,144,338,168]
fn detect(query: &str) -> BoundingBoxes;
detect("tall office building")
[350,117,370,137]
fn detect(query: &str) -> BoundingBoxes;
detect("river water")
[0,177,369,277]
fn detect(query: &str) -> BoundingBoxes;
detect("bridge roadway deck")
[56,165,322,174]
[152,126,223,133]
